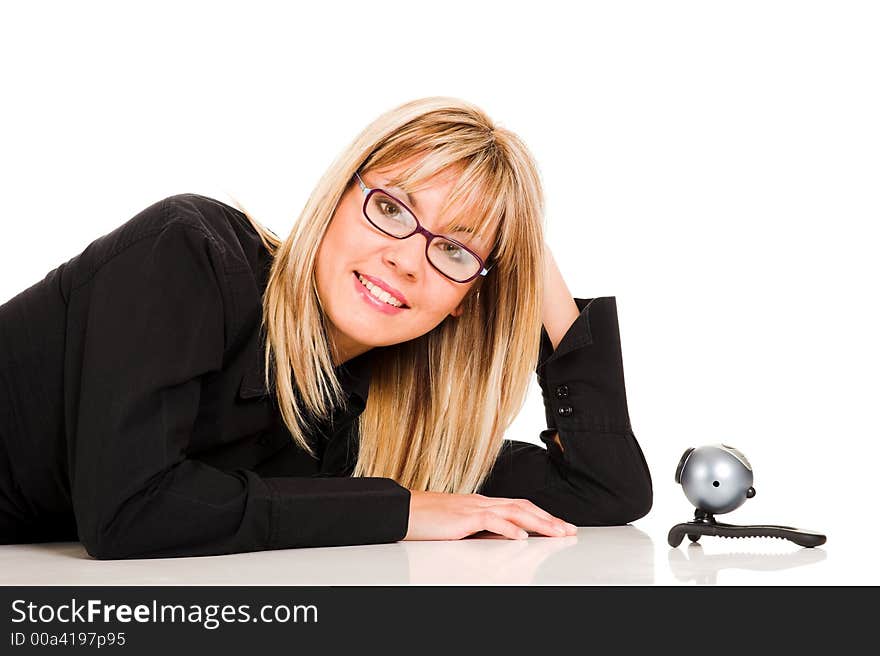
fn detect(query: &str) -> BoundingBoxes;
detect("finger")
[475,496,575,534]
[480,511,528,540]
[476,496,561,524]
[511,499,577,532]
[495,503,570,537]
[516,500,578,533]
[513,498,561,524]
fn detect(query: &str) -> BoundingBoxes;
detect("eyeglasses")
[354,171,493,283]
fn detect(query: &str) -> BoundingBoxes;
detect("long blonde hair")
[231,97,545,494]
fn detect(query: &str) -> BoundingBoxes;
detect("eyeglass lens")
[364,191,482,282]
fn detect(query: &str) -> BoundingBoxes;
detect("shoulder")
[64,193,267,291]
[162,193,262,271]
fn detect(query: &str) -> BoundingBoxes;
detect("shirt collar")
[238,327,375,407]
[334,348,375,406]
[235,228,375,406]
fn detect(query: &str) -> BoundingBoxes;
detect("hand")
[402,490,578,541]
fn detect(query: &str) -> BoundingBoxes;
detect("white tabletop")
[0,513,858,586]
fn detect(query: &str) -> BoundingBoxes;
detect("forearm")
[542,245,581,351]
[484,295,654,524]
[540,246,580,452]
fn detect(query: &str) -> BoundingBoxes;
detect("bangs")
[383,148,511,257]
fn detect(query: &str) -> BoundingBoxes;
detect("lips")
[354,271,410,308]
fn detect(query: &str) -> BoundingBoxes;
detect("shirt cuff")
[537,297,594,370]
[264,476,411,549]
[537,296,632,434]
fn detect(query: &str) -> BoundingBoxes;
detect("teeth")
[357,274,405,308]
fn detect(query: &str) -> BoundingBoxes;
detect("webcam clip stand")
[667,508,827,548]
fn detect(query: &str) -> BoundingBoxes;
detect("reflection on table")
[667,543,828,585]
[0,527,654,585]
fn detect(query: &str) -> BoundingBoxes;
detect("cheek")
[317,211,360,271]
[314,223,350,301]
[419,281,471,319]
[328,207,387,262]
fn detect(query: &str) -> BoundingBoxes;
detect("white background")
[1,1,877,584]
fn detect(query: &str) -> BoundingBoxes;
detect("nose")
[383,234,426,280]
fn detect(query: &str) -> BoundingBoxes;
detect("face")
[314,161,497,365]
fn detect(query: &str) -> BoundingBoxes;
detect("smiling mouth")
[353,271,411,309]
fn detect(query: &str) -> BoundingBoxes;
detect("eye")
[377,199,403,218]
[434,241,465,261]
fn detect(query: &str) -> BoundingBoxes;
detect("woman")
[0,97,652,559]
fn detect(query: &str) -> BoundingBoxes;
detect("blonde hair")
[231,97,545,494]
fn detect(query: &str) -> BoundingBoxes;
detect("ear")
[450,302,464,318]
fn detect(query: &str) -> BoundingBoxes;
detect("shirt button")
[557,406,573,417]
[555,385,569,399]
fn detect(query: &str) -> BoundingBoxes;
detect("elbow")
[83,547,118,561]
[611,447,654,524]
[80,532,126,561]
[616,466,654,524]
[82,537,148,561]
[75,511,115,560]
[572,475,653,527]
[560,447,655,526]
[79,521,142,561]
[80,537,115,561]
[586,488,652,527]
[562,484,653,527]
[616,485,653,525]
[76,516,112,560]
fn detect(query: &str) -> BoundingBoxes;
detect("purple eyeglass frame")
[354,171,493,284]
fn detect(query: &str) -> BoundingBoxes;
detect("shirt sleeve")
[475,296,653,525]
[69,212,409,560]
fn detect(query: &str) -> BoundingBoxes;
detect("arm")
[540,244,581,453]
[541,243,581,353]
[69,203,409,560]
[475,250,653,526]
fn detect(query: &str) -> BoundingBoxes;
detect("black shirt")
[0,193,652,559]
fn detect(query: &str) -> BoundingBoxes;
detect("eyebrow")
[381,180,476,235]
[382,181,419,212]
